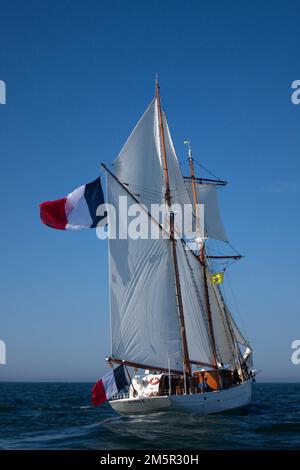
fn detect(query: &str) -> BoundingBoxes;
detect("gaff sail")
[107,172,183,371]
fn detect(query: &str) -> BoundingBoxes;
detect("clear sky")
[0,0,299,382]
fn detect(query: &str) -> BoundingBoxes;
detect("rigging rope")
[192,158,223,181]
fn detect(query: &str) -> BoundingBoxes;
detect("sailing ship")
[101,79,254,415]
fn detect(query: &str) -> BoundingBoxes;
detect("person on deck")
[204,377,213,392]
[233,369,241,385]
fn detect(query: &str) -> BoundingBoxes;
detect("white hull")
[110,380,252,415]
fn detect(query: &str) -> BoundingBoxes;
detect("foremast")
[156,79,191,376]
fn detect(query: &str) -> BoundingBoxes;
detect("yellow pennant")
[211,272,224,285]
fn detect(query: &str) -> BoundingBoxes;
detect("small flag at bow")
[39,177,105,230]
[211,272,224,285]
[91,364,129,406]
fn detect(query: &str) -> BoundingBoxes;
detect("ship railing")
[110,388,205,401]
[109,382,246,401]
[110,392,130,401]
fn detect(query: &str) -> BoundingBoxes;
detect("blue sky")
[0,0,299,381]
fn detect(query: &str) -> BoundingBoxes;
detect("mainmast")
[156,78,191,376]
[185,140,218,369]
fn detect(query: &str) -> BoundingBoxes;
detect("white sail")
[206,271,237,365]
[225,306,249,347]
[113,98,163,212]
[107,173,183,371]
[184,181,227,242]
[162,112,195,239]
[113,98,194,239]
[162,112,192,209]
[176,243,214,365]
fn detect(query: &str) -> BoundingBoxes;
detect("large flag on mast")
[39,177,105,230]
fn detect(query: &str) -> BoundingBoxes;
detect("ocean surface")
[0,383,299,450]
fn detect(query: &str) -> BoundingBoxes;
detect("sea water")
[0,383,299,450]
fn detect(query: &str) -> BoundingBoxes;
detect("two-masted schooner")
[101,79,254,415]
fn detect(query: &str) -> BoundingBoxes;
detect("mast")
[156,78,191,376]
[185,141,218,368]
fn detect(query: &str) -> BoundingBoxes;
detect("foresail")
[184,181,228,242]
[225,307,249,347]
[107,173,183,371]
[176,243,214,365]
[206,270,237,365]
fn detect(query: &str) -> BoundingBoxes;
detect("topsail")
[184,180,227,242]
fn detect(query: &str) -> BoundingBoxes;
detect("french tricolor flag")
[91,365,129,406]
[39,177,105,230]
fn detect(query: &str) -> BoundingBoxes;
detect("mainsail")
[107,173,183,371]
[105,85,249,373]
